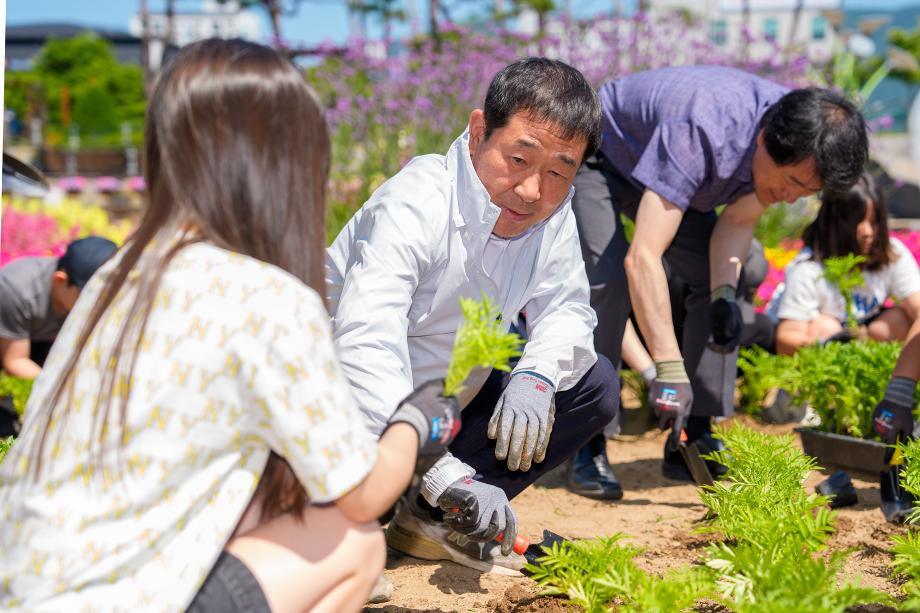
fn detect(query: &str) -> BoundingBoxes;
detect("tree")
[6,33,145,142]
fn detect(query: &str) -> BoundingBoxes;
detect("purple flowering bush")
[309,12,813,240]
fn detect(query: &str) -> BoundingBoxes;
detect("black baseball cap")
[58,236,118,288]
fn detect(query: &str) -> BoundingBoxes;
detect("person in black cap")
[0,236,117,379]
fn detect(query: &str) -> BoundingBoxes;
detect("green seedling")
[443,295,522,398]
[0,436,13,464]
[0,374,33,417]
[821,253,866,331]
[699,425,888,612]
[525,534,712,613]
[737,342,920,438]
[891,439,920,609]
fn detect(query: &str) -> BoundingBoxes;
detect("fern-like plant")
[0,436,13,464]
[526,534,712,613]
[890,439,920,610]
[821,253,866,330]
[443,295,522,397]
[699,425,888,611]
[0,374,33,417]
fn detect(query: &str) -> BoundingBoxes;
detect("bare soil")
[364,417,907,612]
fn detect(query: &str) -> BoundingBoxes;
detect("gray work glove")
[386,379,461,474]
[873,377,917,445]
[487,371,555,471]
[648,360,693,433]
[437,477,519,555]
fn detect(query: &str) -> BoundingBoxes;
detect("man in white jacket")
[327,58,617,574]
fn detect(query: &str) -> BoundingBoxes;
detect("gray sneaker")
[366,573,393,604]
[385,501,525,576]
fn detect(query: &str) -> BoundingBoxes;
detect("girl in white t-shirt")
[773,173,920,355]
[0,39,460,613]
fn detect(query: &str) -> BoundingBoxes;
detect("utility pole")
[166,0,175,46]
[139,0,151,94]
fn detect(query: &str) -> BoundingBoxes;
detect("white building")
[650,0,841,63]
[129,1,262,70]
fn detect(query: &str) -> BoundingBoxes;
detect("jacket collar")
[446,128,575,239]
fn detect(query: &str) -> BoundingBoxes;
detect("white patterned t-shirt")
[0,242,378,612]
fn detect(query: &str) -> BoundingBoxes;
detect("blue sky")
[7,0,920,48]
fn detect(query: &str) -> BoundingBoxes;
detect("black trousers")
[449,355,618,500]
[569,153,737,418]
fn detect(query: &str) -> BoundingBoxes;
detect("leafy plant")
[737,342,920,438]
[526,534,712,613]
[754,200,815,249]
[699,426,834,548]
[0,436,12,464]
[821,254,866,330]
[736,346,793,417]
[699,425,888,612]
[891,439,920,609]
[0,374,33,417]
[443,295,522,397]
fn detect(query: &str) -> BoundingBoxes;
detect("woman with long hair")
[773,173,920,355]
[0,39,459,612]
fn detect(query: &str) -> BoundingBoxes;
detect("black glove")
[648,360,693,433]
[873,377,917,445]
[708,284,742,354]
[438,477,519,555]
[387,380,460,470]
[820,328,854,346]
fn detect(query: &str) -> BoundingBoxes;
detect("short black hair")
[483,57,602,157]
[760,87,868,196]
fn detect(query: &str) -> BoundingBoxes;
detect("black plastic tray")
[795,427,889,473]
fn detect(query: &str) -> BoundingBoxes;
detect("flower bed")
[1,196,132,266]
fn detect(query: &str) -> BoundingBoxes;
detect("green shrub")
[0,374,33,417]
[737,342,920,438]
[526,534,712,613]
[0,436,12,464]
[892,440,920,610]
[700,425,888,612]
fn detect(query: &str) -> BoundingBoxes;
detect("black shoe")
[567,434,624,500]
[662,431,729,482]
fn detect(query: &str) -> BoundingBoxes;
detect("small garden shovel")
[881,444,915,524]
[669,426,715,487]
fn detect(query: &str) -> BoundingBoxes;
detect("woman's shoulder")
[172,243,326,320]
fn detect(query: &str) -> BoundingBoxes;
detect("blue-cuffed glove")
[873,377,916,445]
[487,371,555,472]
[387,379,461,473]
[648,360,693,433]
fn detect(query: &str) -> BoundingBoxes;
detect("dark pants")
[448,355,618,500]
[570,153,736,418]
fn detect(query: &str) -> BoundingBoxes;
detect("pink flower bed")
[0,208,72,267]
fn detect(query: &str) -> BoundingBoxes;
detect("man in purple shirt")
[567,66,868,497]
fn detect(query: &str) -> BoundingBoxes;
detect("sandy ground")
[365,416,907,612]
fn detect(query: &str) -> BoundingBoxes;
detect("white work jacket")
[326,130,597,502]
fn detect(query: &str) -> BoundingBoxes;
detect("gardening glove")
[649,360,693,434]
[437,477,519,555]
[707,284,743,354]
[872,377,917,445]
[820,328,854,346]
[487,371,555,472]
[386,379,461,474]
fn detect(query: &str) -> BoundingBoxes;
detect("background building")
[651,0,842,62]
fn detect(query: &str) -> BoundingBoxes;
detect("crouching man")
[326,58,618,574]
